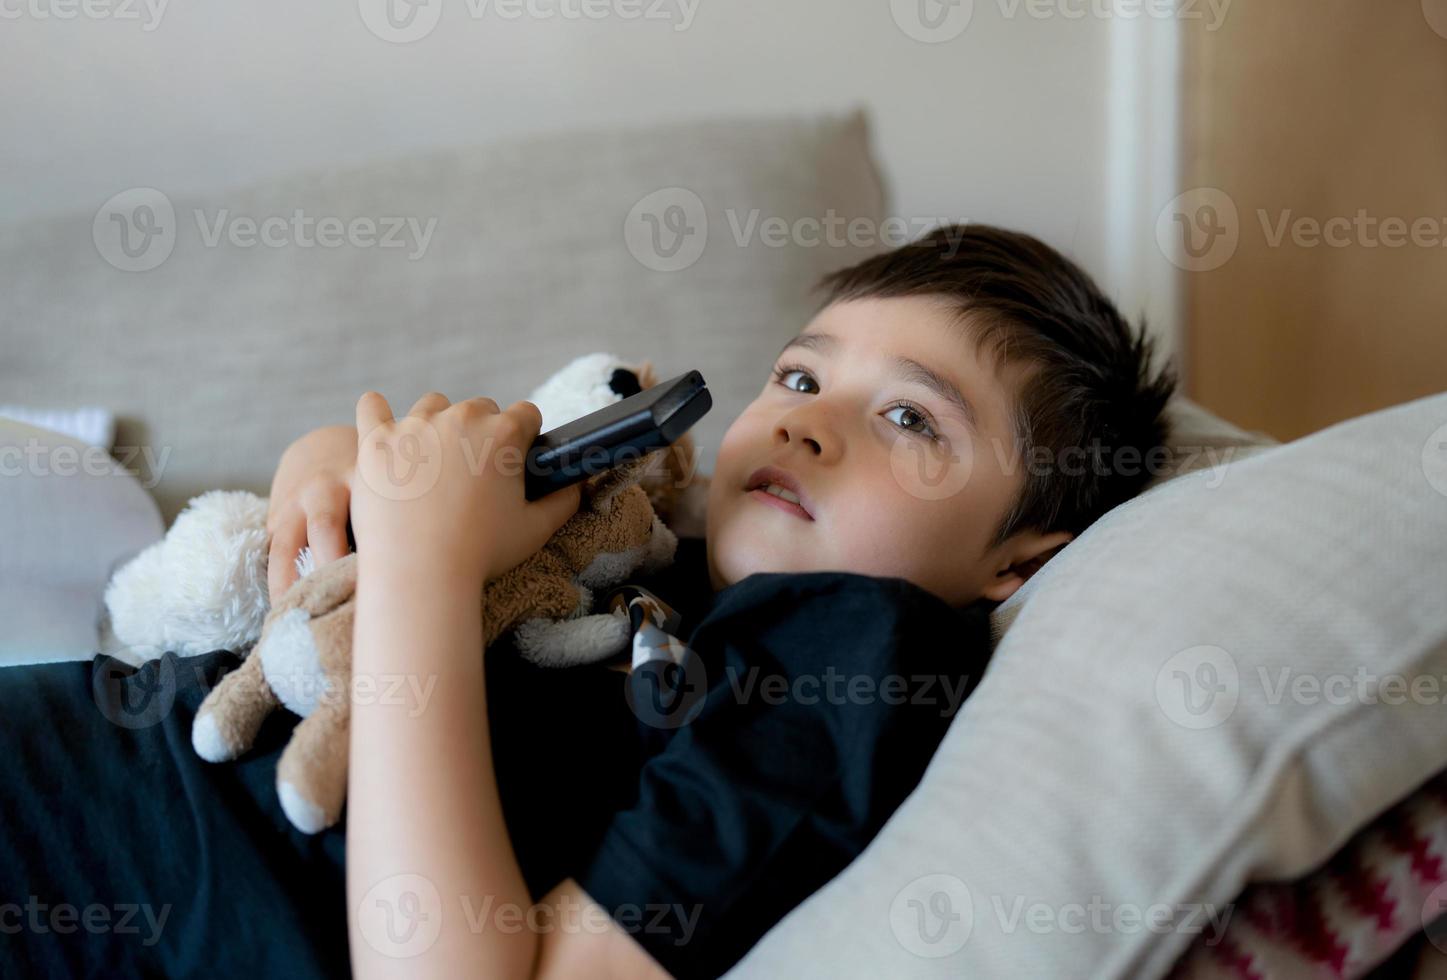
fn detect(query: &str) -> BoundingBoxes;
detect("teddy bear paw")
[191,710,241,763]
[278,781,332,835]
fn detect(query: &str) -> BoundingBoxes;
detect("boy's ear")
[979,529,1074,603]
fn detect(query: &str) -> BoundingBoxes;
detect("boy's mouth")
[744,466,815,520]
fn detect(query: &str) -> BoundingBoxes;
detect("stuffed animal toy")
[103,353,708,833]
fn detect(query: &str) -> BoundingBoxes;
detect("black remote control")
[523,369,711,501]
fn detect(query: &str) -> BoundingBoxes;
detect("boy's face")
[704,295,1071,608]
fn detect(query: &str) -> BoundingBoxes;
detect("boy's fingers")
[407,391,451,417]
[538,481,583,530]
[356,392,392,434]
[509,396,544,428]
[302,484,352,567]
[267,520,306,604]
[506,399,544,437]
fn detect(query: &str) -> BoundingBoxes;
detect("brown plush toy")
[189,357,707,833]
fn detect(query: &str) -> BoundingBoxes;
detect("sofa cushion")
[0,109,887,524]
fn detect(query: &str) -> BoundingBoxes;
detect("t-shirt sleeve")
[571,571,991,979]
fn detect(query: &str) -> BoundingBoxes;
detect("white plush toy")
[102,352,707,669]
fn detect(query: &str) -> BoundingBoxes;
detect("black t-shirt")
[0,537,992,979]
[489,537,994,978]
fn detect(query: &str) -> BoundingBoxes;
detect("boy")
[336,224,1176,978]
[0,224,1174,979]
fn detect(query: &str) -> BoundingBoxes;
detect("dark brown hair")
[812,223,1177,547]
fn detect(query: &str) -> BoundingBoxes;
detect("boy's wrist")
[356,543,489,600]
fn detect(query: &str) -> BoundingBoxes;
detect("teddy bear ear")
[634,359,657,390]
[582,450,663,514]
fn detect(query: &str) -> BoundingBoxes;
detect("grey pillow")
[729,393,1447,979]
[0,419,164,665]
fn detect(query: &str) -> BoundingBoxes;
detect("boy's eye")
[772,366,819,394]
[770,363,942,442]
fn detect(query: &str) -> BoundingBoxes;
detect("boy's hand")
[350,391,583,587]
[266,424,358,604]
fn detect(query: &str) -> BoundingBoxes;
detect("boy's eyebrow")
[777,331,979,430]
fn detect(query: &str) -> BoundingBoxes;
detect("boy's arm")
[346,557,668,980]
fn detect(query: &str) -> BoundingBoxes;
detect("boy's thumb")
[541,482,584,529]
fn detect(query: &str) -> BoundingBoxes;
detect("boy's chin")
[712,533,824,584]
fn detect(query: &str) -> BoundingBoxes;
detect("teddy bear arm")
[192,650,280,762]
[275,696,350,834]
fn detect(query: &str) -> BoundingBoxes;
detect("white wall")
[0,0,1181,357]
